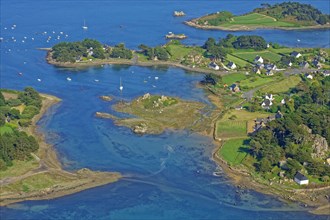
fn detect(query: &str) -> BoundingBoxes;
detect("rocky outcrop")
[99,96,112,101]
[311,134,329,159]
[133,123,148,134]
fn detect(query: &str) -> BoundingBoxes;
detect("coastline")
[211,141,330,215]
[46,51,229,76]
[184,20,330,31]
[0,93,121,206]
[45,50,330,215]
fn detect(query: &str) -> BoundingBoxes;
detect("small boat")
[66,77,72,81]
[82,20,88,30]
[119,78,123,91]
[155,77,159,80]
[37,78,41,82]
[94,79,99,82]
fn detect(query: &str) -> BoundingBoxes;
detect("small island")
[165,32,187,40]
[96,93,215,135]
[0,88,120,206]
[185,2,330,31]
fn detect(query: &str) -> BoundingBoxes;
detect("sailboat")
[82,20,88,30]
[119,78,123,92]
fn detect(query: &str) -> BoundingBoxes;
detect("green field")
[218,138,249,165]
[222,73,248,85]
[203,13,299,28]
[0,125,13,135]
[165,45,199,62]
[226,54,250,67]
[233,50,282,63]
[216,110,271,140]
[260,75,302,94]
[240,75,279,89]
[216,120,247,139]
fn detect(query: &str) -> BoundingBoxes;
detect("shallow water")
[1,0,329,219]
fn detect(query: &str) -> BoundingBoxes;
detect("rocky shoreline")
[211,141,330,215]
[184,20,330,31]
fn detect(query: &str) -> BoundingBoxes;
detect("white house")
[254,56,264,64]
[294,172,309,185]
[208,62,219,70]
[290,51,302,58]
[305,73,313,79]
[227,62,237,70]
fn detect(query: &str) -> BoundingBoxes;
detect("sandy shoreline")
[184,20,330,31]
[0,93,121,206]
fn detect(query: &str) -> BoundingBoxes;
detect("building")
[254,67,261,74]
[208,62,219,70]
[265,64,277,71]
[266,69,274,76]
[254,56,264,64]
[290,51,302,58]
[305,73,313,80]
[300,61,309,69]
[323,70,330,77]
[312,60,322,69]
[294,172,309,185]
[229,83,240,93]
[285,60,293,67]
[227,62,237,70]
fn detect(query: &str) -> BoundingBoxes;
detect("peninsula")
[0,88,121,206]
[185,2,330,31]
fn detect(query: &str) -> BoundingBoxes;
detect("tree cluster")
[0,88,42,170]
[254,2,330,25]
[52,39,105,62]
[110,43,133,59]
[138,44,170,61]
[250,76,330,179]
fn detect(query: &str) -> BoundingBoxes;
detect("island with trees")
[184,2,330,31]
[46,36,330,214]
[0,88,121,206]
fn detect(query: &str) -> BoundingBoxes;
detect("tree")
[0,92,5,106]
[110,43,133,59]
[258,158,272,173]
[203,37,216,51]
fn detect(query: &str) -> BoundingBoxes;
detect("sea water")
[0,0,329,219]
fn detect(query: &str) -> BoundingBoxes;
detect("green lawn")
[216,110,271,140]
[269,48,305,55]
[216,120,247,139]
[260,75,302,94]
[233,50,282,63]
[240,75,279,89]
[218,138,250,165]
[0,125,13,135]
[165,45,199,62]
[220,13,297,28]
[222,73,248,85]
[226,54,250,67]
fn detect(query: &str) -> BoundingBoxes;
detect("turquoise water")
[1,0,329,219]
